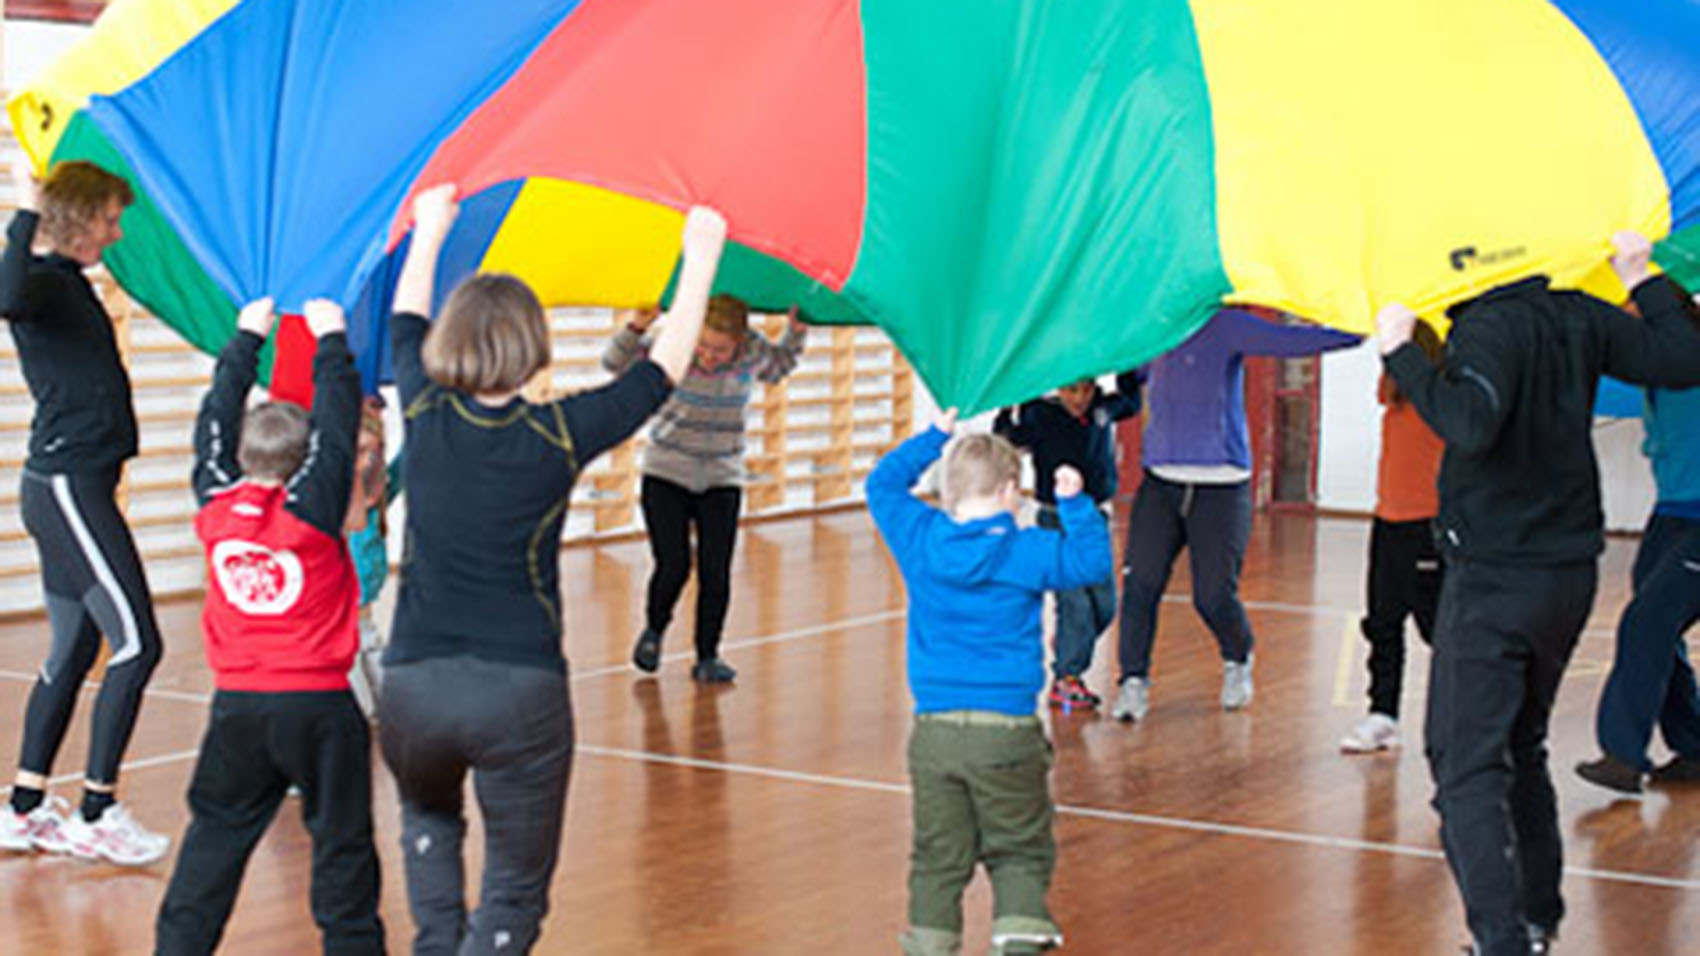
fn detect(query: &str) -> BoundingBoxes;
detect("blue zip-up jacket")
[1140,310,1359,470]
[867,427,1113,715]
[1644,386,1700,519]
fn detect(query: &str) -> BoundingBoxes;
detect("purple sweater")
[1139,310,1359,470]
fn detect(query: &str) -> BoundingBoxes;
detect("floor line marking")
[578,743,1700,892]
[570,609,906,683]
[1333,616,1358,709]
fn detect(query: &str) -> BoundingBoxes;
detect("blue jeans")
[1037,506,1115,680]
[1595,512,1700,771]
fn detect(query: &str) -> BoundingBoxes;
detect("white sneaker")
[1110,676,1150,723]
[1340,713,1401,753]
[1221,656,1254,711]
[0,795,74,854]
[62,802,170,866]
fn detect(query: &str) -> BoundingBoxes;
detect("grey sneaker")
[1110,676,1150,723]
[1221,656,1254,711]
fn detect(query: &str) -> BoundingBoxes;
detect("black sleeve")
[192,330,264,503]
[994,401,1043,448]
[557,359,673,467]
[1385,314,1518,457]
[283,333,362,537]
[1102,372,1142,420]
[1595,278,1700,389]
[0,212,41,322]
[390,311,433,408]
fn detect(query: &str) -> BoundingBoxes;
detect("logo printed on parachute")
[1449,245,1528,272]
[211,540,304,616]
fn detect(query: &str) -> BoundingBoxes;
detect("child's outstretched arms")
[867,409,956,550]
[391,185,460,405]
[192,297,273,503]
[286,299,363,537]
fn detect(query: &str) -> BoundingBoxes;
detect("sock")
[10,786,44,816]
[81,789,116,824]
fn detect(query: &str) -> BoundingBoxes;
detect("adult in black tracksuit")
[1378,233,1700,956]
[0,161,168,864]
[377,184,726,956]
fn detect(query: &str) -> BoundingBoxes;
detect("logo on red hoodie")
[211,540,304,616]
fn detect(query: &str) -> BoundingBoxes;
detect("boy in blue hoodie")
[868,410,1112,956]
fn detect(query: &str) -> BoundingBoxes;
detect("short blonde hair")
[941,432,1021,512]
[39,161,134,249]
[239,402,310,482]
[422,273,549,394]
[704,294,750,336]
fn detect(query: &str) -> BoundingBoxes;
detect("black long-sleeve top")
[385,311,673,673]
[992,372,1142,504]
[0,211,137,473]
[1386,275,1700,565]
[192,329,362,536]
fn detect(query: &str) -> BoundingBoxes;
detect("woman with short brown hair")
[378,184,729,954]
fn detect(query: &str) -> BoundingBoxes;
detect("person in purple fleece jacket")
[1110,309,1358,723]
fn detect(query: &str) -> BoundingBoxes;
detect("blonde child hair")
[940,432,1021,513]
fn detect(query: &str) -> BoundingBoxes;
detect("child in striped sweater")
[605,297,806,682]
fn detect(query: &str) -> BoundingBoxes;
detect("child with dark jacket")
[156,298,382,955]
[994,372,1140,709]
[869,412,1111,956]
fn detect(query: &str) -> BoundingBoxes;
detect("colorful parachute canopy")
[12,0,1700,411]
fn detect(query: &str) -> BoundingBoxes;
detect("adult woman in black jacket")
[0,161,168,866]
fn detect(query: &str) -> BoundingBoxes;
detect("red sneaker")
[1048,676,1101,710]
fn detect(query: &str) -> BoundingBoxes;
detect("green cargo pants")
[901,711,1062,955]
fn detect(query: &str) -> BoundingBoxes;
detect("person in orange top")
[1342,322,1446,753]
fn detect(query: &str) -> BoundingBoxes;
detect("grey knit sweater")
[602,322,807,491]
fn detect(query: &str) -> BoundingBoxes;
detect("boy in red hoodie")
[155,297,383,955]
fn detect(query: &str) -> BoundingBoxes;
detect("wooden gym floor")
[0,509,1695,954]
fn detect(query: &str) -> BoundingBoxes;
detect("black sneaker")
[1575,754,1643,794]
[632,629,663,674]
[1650,754,1700,785]
[690,657,737,684]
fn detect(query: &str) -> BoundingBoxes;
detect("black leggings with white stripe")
[17,468,162,786]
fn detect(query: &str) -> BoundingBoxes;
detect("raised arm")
[389,184,459,406]
[647,207,728,384]
[1380,303,1516,456]
[1593,233,1700,389]
[746,307,808,384]
[1217,308,1361,358]
[284,300,363,537]
[867,412,954,550]
[0,163,42,321]
[603,308,656,375]
[192,297,272,502]
[992,401,1042,449]
[1101,370,1144,420]
[998,466,1113,591]
[554,361,673,468]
